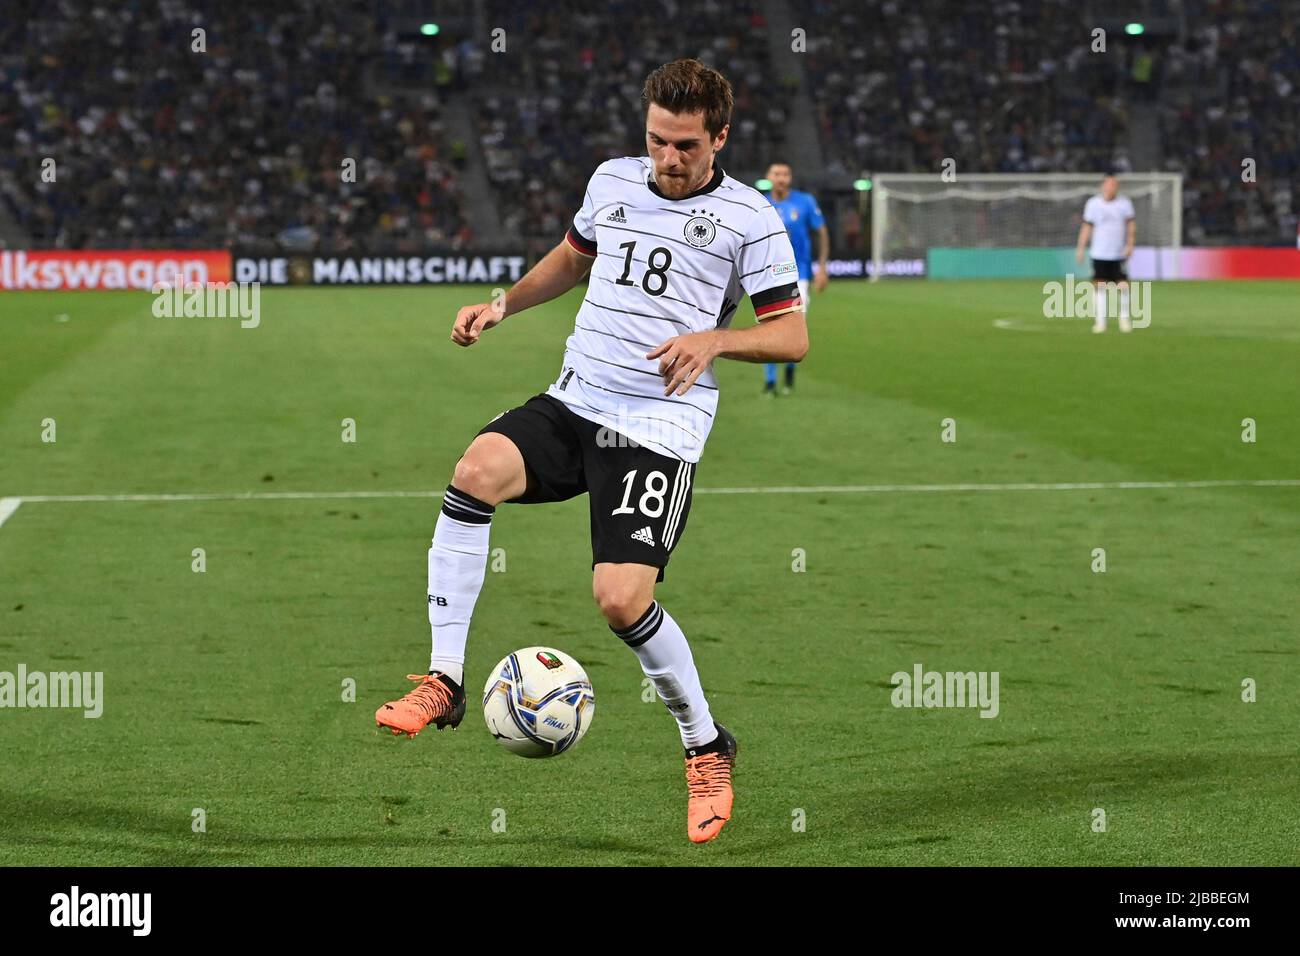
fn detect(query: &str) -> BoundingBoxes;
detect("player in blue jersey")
[762,162,828,395]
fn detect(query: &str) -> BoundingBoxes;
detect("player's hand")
[451,301,504,346]
[813,267,829,294]
[1075,248,1086,264]
[647,331,722,396]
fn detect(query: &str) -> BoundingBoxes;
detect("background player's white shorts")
[798,278,810,314]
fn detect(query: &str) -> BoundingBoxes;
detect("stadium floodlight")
[1125,23,1145,35]
[870,172,1182,281]
[420,23,440,36]
[755,178,773,191]
[853,178,872,191]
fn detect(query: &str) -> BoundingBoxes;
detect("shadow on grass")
[0,792,679,865]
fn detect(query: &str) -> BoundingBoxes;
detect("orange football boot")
[375,672,466,738]
[685,723,737,843]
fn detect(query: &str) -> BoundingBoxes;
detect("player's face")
[767,164,792,196]
[1101,177,1119,200]
[646,104,728,199]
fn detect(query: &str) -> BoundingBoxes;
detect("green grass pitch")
[1,279,1297,866]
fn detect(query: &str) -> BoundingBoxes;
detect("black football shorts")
[1091,258,1128,282]
[477,393,695,582]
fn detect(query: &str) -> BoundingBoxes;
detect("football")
[482,647,596,758]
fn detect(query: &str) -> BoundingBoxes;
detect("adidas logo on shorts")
[606,206,628,223]
[631,526,655,546]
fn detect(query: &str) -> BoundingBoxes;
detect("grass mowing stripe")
[2,281,1296,865]
[4,477,1299,506]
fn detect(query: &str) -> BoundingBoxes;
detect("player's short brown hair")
[641,59,733,138]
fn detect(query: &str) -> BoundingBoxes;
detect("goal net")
[870,173,1182,280]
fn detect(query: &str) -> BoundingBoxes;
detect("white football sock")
[1119,288,1131,324]
[1094,286,1107,330]
[613,601,716,749]
[427,486,494,686]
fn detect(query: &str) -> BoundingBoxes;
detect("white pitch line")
[14,490,444,504]
[0,497,21,529]
[2,478,1298,509]
[700,479,1300,494]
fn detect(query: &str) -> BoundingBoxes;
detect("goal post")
[870,173,1182,281]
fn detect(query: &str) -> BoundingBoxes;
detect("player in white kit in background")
[373,59,807,845]
[1076,174,1137,333]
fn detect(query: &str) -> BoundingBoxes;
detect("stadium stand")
[0,0,1293,250]
[1155,0,1298,245]
[474,0,787,241]
[0,0,470,251]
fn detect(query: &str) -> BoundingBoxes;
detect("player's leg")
[574,408,736,842]
[1091,268,1108,333]
[784,279,809,393]
[1117,277,1132,333]
[375,432,526,737]
[593,562,736,844]
[763,362,777,395]
[428,433,526,682]
[377,393,588,739]
[593,563,715,746]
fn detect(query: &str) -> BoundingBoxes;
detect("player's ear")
[712,124,729,153]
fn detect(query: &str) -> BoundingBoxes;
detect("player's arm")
[647,310,808,397]
[814,224,830,292]
[720,310,809,363]
[1075,221,1092,264]
[451,234,593,347]
[1123,217,1136,260]
[648,204,809,396]
[809,197,830,292]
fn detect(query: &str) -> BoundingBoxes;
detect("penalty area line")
[0,497,21,530]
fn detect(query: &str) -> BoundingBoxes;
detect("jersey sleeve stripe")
[582,378,714,418]
[572,345,719,390]
[755,299,802,319]
[752,281,803,319]
[739,229,786,249]
[602,222,732,262]
[751,281,801,310]
[596,251,725,292]
[707,192,762,212]
[566,225,598,257]
[583,296,691,329]
[595,171,645,186]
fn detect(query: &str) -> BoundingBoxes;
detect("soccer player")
[1076,174,1136,333]
[374,59,807,844]
[762,161,827,394]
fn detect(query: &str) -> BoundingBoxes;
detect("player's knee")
[593,577,652,630]
[452,433,526,505]
[451,446,508,505]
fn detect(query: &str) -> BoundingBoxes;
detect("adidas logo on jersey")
[631,526,655,546]
[606,206,628,223]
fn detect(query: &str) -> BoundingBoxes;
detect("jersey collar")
[646,163,725,201]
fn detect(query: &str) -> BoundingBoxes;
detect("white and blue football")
[482,647,595,757]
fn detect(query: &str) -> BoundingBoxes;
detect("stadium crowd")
[0,0,1293,250]
[796,0,1131,178]
[0,0,470,251]
[475,0,788,241]
[1155,0,1298,244]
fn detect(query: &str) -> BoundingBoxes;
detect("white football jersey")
[1083,194,1136,261]
[545,156,802,463]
